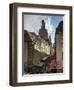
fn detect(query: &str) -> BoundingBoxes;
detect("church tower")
[39,20,48,41]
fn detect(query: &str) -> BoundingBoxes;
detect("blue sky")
[49,15,63,43]
[24,15,63,44]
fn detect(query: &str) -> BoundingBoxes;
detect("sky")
[23,14,63,44]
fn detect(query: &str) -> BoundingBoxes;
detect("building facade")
[24,30,51,73]
[55,21,63,72]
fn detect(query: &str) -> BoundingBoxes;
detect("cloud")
[23,14,63,44]
[48,24,56,44]
[24,15,51,35]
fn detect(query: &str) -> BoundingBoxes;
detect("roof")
[24,30,32,42]
[56,21,63,34]
[24,30,50,46]
[24,30,43,43]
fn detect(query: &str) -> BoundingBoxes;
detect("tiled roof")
[24,30,32,42]
[24,30,43,43]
